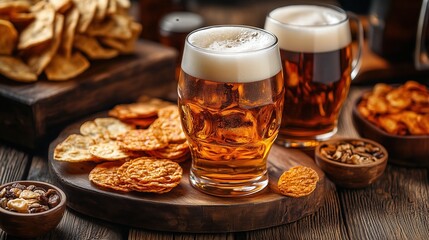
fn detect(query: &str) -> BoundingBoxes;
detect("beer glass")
[265,4,363,148]
[178,25,284,197]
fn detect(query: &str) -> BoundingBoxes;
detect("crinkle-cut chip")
[73,0,96,33]
[378,115,407,135]
[0,1,30,14]
[94,117,134,139]
[73,34,119,59]
[119,157,182,185]
[148,142,190,162]
[385,89,411,109]
[108,102,159,120]
[80,120,110,141]
[0,56,37,82]
[45,52,90,81]
[121,117,157,129]
[26,13,63,75]
[94,0,108,20]
[150,118,186,143]
[17,2,54,50]
[89,141,131,160]
[60,7,79,58]
[277,166,319,198]
[89,161,130,192]
[158,105,180,120]
[53,134,98,162]
[86,14,132,40]
[0,19,17,55]
[118,129,168,151]
[48,0,72,13]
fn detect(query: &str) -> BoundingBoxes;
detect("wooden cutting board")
[48,112,333,233]
[0,40,176,149]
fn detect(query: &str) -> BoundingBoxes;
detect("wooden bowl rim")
[0,180,66,216]
[315,137,388,168]
[352,93,429,140]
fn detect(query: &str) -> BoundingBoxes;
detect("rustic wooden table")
[1,86,429,240]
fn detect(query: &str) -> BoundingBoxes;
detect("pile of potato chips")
[54,97,189,193]
[0,0,142,82]
[357,81,429,135]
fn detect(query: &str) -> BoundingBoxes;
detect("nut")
[320,140,385,165]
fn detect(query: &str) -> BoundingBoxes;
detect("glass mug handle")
[415,0,429,70]
[347,11,364,80]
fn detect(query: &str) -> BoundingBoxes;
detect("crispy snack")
[0,56,37,82]
[0,19,17,55]
[80,117,134,141]
[89,161,130,192]
[157,105,180,120]
[17,2,55,50]
[89,141,131,160]
[26,13,63,75]
[117,129,168,151]
[73,34,119,59]
[358,81,429,136]
[80,120,110,141]
[120,116,157,128]
[109,102,159,120]
[117,157,182,193]
[277,166,319,198]
[54,134,98,162]
[45,52,90,81]
[149,117,186,143]
[0,0,141,83]
[147,142,190,163]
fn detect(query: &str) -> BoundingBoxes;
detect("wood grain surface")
[47,112,330,233]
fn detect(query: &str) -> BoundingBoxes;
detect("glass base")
[276,127,337,149]
[189,170,268,197]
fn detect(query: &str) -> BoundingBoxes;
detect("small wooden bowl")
[352,96,429,167]
[0,181,67,238]
[315,138,388,188]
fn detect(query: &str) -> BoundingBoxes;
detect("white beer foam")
[181,26,282,83]
[265,5,351,53]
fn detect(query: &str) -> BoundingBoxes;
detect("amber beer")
[265,5,354,148]
[178,26,284,197]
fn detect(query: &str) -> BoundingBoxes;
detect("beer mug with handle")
[178,25,285,197]
[265,4,363,148]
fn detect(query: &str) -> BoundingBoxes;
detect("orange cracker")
[277,166,319,198]
[89,161,130,192]
[117,129,168,151]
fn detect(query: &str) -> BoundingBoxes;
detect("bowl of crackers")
[0,180,67,238]
[352,81,429,166]
[315,138,388,188]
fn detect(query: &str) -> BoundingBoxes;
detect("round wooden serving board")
[48,112,333,233]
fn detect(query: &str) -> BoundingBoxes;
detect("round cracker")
[53,134,98,162]
[277,166,319,198]
[117,129,168,151]
[89,161,130,192]
[149,117,186,143]
[89,141,131,160]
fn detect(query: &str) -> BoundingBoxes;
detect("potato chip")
[106,0,116,15]
[26,13,63,75]
[93,117,134,139]
[17,2,55,50]
[0,19,17,55]
[80,120,110,141]
[48,0,72,13]
[0,56,37,82]
[73,34,119,59]
[95,0,108,20]
[53,134,98,162]
[0,1,30,14]
[277,166,319,198]
[119,21,142,54]
[74,0,96,33]
[89,161,130,192]
[60,7,79,58]
[86,14,131,39]
[117,129,168,151]
[45,52,90,81]
[8,11,35,25]
[89,141,131,160]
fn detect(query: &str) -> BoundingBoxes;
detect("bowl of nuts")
[315,138,388,188]
[0,181,66,238]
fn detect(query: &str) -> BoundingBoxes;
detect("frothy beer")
[178,26,284,196]
[265,5,353,147]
